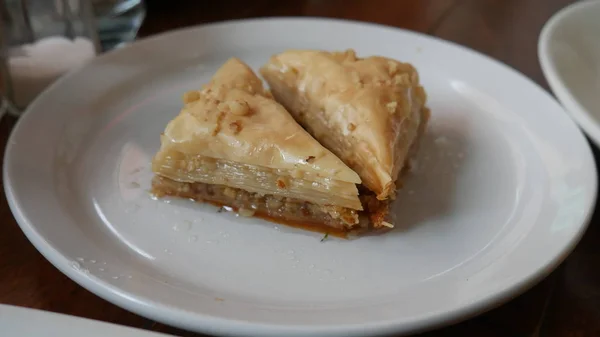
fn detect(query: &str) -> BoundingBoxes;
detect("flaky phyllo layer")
[152,58,363,224]
[261,49,430,200]
[152,153,362,210]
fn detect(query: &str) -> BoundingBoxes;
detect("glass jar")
[0,0,100,115]
[90,0,146,51]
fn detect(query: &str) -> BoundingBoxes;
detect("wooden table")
[1,0,598,336]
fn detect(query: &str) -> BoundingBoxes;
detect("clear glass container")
[0,0,100,115]
[91,0,145,51]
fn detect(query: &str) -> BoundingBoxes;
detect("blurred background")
[0,0,575,116]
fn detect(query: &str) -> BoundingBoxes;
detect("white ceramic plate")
[539,0,600,146]
[4,18,597,337]
[0,304,169,337]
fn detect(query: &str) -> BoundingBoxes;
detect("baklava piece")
[151,58,364,233]
[261,49,430,228]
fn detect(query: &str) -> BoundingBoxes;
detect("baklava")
[151,58,364,233]
[261,49,430,227]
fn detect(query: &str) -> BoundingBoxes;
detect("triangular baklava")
[260,49,430,227]
[151,58,364,233]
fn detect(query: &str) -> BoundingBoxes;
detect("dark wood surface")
[1,0,596,336]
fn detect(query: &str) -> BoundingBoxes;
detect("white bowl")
[539,0,600,146]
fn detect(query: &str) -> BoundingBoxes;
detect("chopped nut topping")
[183,91,200,104]
[229,100,252,116]
[305,156,316,163]
[216,100,253,117]
[212,111,226,136]
[229,120,242,134]
[347,123,356,131]
[386,101,397,113]
[276,177,287,189]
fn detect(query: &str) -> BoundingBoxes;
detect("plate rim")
[538,0,600,146]
[4,16,598,337]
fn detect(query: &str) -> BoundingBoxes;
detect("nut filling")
[152,176,361,231]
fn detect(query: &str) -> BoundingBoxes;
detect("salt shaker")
[0,0,101,115]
